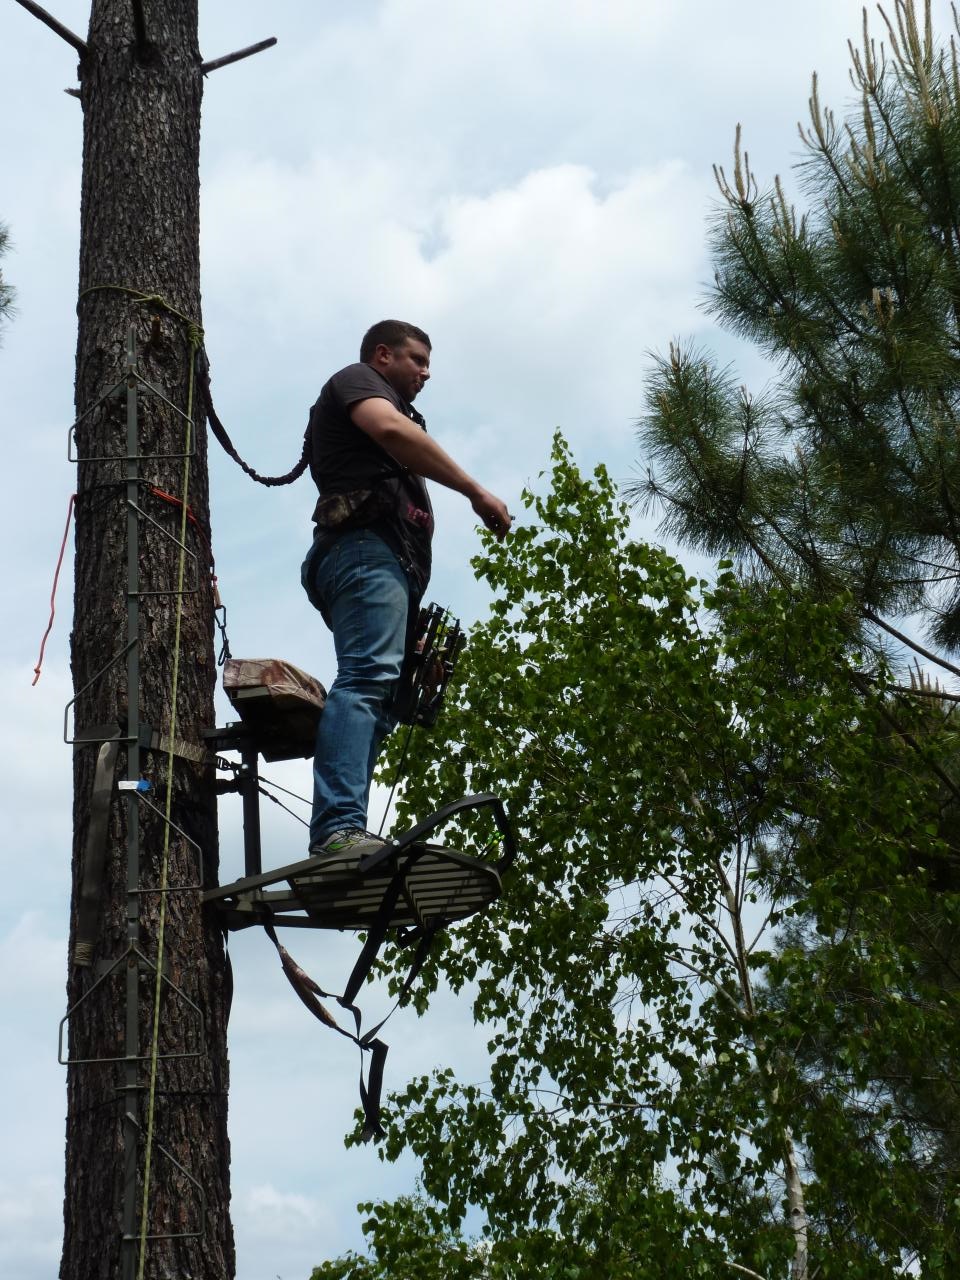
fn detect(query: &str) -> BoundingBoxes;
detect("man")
[301,320,512,859]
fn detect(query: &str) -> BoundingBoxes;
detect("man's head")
[360,319,432,403]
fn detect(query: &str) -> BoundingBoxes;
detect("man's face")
[377,338,431,402]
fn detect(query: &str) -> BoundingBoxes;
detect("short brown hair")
[360,319,431,363]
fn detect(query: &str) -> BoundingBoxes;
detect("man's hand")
[471,488,512,540]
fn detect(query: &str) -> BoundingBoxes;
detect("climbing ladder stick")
[12,0,88,54]
[122,330,144,1277]
[40,0,279,1273]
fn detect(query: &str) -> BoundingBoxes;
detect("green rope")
[135,327,201,1279]
[82,283,311,491]
[79,282,201,335]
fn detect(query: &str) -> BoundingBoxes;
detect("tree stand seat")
[205,656,328,881]
[220,656,326,762]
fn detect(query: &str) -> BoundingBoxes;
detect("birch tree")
[318,439,959,1278]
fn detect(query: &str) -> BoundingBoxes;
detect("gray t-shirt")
[304,362,433,592]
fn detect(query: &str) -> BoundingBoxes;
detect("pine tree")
[0,221,16,340]
[634,1,960,1270]
[15,2,275,1276]
[634,0,960,664]
[61,2,233,1276]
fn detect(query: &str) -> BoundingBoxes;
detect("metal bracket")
[92,950,170,981]
[59,944,204,1066]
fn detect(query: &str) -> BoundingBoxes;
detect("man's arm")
[350,397,512,538]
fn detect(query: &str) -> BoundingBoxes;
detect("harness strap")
[147,728,216,767]
[72,721,216,766]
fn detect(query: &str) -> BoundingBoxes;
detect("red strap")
[147,483,202,531]
[33,494,76,686]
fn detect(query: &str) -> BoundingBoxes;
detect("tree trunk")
[62,3,233,1277]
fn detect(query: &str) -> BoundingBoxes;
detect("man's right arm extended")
[350,397,512,538]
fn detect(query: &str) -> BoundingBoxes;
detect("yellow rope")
[79,282,200,333]
[136,327,201,1278]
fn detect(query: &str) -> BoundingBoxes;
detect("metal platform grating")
[205,841,504,932]
[288,843,502,930]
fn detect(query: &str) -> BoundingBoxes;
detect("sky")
[2,2,955,1277]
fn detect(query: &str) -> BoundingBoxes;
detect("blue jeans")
[301,529,412,845]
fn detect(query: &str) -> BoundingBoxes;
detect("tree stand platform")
[203,657,516,933]
[202,657,516,1141]
[203,793,515,933]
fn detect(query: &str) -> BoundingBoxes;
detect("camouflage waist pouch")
[312,485,394,531]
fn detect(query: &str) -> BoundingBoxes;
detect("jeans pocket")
[302,535,336,626]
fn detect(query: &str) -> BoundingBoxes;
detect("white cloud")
[233,1183,345,1280]
[201,153,709,492]
[240,1182,332,1234]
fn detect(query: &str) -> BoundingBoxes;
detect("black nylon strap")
[74,738,120,967]
[262,849,450,1144]
[263,921,385,1139]
[356,918,445,1049]
[341,855,410,1007]
[358,1039,388,1143]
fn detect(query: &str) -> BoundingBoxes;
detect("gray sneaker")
[308,828,387,862]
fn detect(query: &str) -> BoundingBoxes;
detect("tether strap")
[262,849,448,1142]
[148,729,216,767]
[341,853,447,1007]
[263,920,387,1142]
[197,350,309,488]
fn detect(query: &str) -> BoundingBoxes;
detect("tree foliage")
[633,0,960,656]
[315,5,960,1274]
[317,437,960,1279]
[625,1,960,1270]
[0,221,15,342]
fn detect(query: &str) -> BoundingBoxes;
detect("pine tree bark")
[63,3,233,1277]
